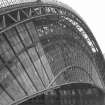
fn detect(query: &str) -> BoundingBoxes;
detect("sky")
[59,0,105,53]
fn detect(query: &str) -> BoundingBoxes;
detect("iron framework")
[0,1,105,105]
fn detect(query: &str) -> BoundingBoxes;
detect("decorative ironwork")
[0,1,105,105]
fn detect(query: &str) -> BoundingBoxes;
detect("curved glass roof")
[0,14,103,105]
[0,0,105,105]
[0,0,59,8]
[0,0,38,8]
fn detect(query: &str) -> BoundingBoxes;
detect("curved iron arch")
[47,65,96,88]
[0,1,105,105]
[1,4,104,87]
[12,81,105,105]
[0,3,104,62]
[0,0,104,89]
[0,3,102,55]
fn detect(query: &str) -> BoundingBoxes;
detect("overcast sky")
[59,0,105,53]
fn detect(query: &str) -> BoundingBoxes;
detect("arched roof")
[0,0,38,8]
[0,0,105,105]
[0,0,58,8]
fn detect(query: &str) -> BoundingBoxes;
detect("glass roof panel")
[0,0,37,8]
[0,0,58,8]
